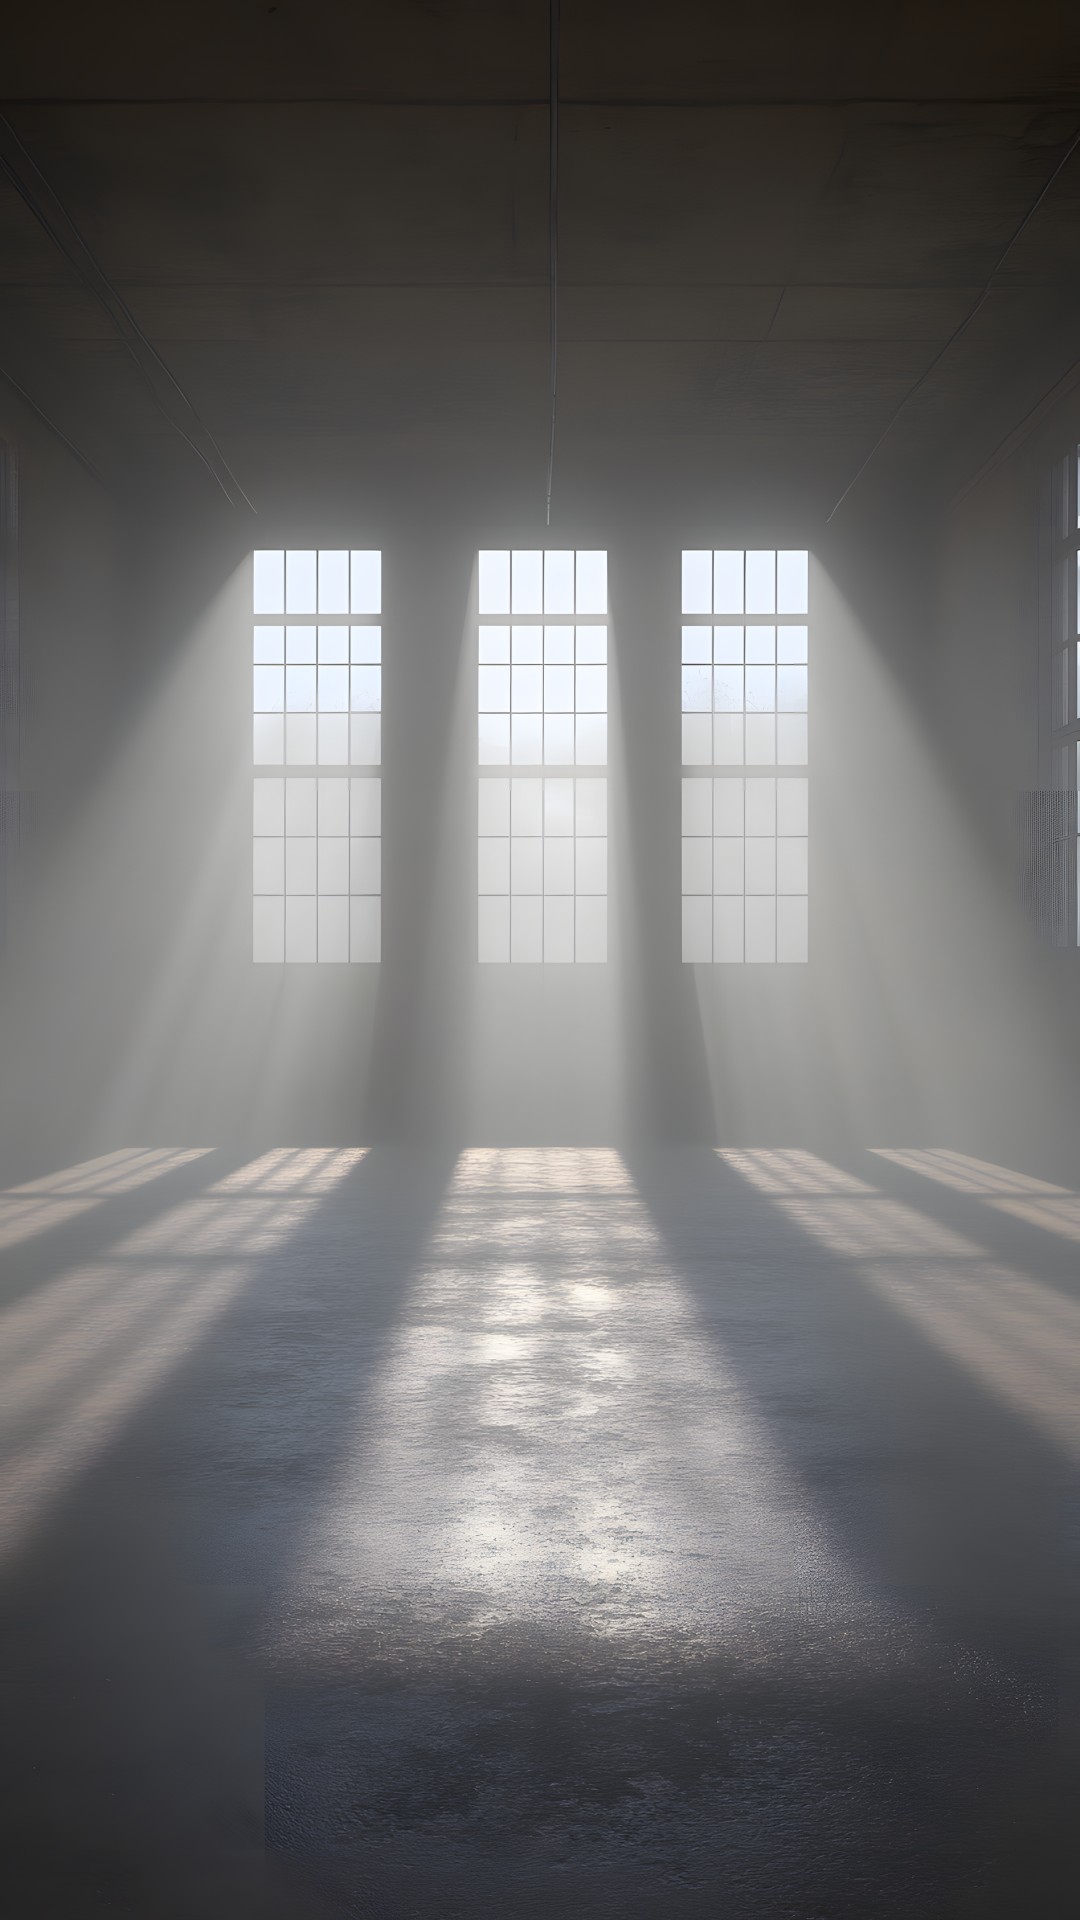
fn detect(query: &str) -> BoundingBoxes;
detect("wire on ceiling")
[827,117,1080,524]
[0,360,106,488]
[0,112,256,514]
[545,0,560,527]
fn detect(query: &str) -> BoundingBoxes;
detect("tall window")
[680,549,809,963]
[251,548,381,963]
[477,549,608,963]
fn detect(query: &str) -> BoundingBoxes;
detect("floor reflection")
[279,1148,881,1662]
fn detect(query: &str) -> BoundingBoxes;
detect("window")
[680,549,809,963]
[251,548,381,963]
[477,549,608,963]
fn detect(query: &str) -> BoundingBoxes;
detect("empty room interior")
[3,4,1080,1916]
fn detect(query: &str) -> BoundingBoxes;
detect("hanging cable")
[827,118,1080,524]
[545,0,560,527]
[0,361,106,488]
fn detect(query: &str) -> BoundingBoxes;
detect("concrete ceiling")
[2,2,1080,523]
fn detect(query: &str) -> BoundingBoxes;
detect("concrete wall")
[6,390,1080,1159]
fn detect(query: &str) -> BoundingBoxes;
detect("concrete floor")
[0,1144,1077,1918]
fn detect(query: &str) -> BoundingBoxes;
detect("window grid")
[252,548,381,963]
[478,550,608,963]
[680,549,809,963]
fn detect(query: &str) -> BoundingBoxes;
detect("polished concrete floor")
[0,1144,1077,1918]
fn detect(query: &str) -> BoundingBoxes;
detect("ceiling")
[2,1,1080,526]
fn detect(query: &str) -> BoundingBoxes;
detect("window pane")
[777,549,808,614]
[479,895,510,962]
[318,714,349,764]
[479,715,511,765]
[253,837,284,894]
[255,624,284,663]
[575,779,607,836]
[350,776,381,836]
[350,838,381,894]
[318,896,350,962]
[744,778,776,835]
[682,550,712,615]
[745,665,775,712]
[286,550,317,614]
[776,894,808,962]
[777,665,808,712]
[744,895,776,961]
[479,664,510,711]
[511,624,543,664]
[511,714,543,762]
[511,895,543,960]
[745,550,775,614]
[575,896,606,962]
[350,624,381,663]
[682,896,712,962]
[544,838,574,894]
[512,663,543,712]
[479,549,510,615]
[350,665,381,712]
[714,665,743,712]
[318,777,349,836]
[318,664,349,712]
[713,550,744,615]
[576,664,606,712]
[318,625,349,663]
[544,623,575,663]
[511,778,543,835]
[479,623,510,664]
[350,550,381,615]
[254,715,284,764]
[544,663,575,711]
[285,715,317,764]
[714,897,743,962]
[286,624,316,662]
[315,721,343,783]
[575,551,607,615]
[253,895,285,962]
[350,896,380,962]
[286,664,316,712]
[254,665,284,712]
[575,714,607,765]
[682,777,712,835]
[544,896,575,962]
[318,838,349,895]
[511,549,543,613]
[545,778,575,835]
[544,549,575,613]
[253,549,284,615]
[253,778,285,835]
[479,837,510,894]
[318,550,349,613]
[777,837,809,894]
